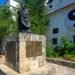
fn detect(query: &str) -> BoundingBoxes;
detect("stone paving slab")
[50,63,75,75]
[0,64,56,75]
[0,58,75,75]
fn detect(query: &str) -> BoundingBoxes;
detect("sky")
[0,0,7,5]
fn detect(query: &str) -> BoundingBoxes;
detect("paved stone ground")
[0,56,75,75]
[49,63,75,75]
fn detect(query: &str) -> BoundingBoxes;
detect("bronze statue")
[18,7,31,32]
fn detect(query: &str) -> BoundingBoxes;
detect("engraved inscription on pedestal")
[5,41,17,71]
[26,41,42,57]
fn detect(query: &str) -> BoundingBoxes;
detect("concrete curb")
[46,58,75,68]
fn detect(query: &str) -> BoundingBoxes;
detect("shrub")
[46,47,58,57]
[46,38,75,62]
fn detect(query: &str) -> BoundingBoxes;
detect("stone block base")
[0,64,56,75]
[5,33,46,73]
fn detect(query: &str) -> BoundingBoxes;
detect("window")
[53,28,59,34]
[68,9,75,20]
[47,0,53,4]
[73,35,75,42]
[73,24,75,27]
[52,38,57,45]
[49,5,52,8]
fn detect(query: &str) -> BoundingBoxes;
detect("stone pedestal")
[0,32,56,75]
[5,33,46,73]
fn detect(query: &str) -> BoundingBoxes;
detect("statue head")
[21,7,28,19]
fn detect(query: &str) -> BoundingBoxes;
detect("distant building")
[9,0,19,10]
[46,0,75,48]
[9,0,20,21]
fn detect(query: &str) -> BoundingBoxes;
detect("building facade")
[9,0,20,21]
[0,0,19,21]
[46,0,75,48]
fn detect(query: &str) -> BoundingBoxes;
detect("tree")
[0,5,17,43]
[17,0,48,34]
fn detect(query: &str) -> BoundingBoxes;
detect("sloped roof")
[46,0,75,15]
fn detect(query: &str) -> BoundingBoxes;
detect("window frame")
[52,38,57,45]
[73,35,75,43]
[53,28,59,34]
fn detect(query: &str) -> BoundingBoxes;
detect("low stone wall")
[47,58,75,68]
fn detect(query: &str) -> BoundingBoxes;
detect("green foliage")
[0,5,17,42]
[60,38,75,56]
[17,0,48,34]
[46,38,75,62]
[46,47,57,57]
